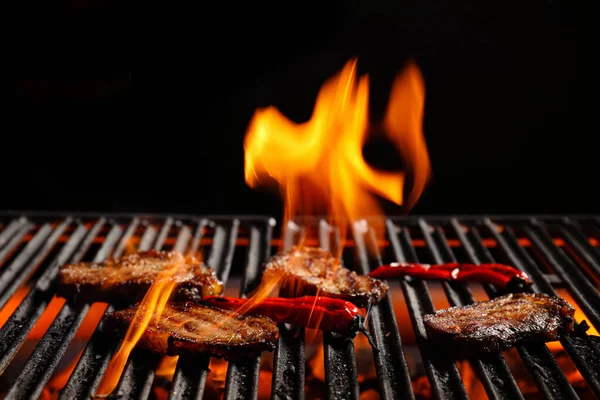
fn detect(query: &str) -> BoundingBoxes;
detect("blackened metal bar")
[224,225,264,400]
[238,220,274,296]
[185,219,241,400]
[169,356,210,400]
[139,224,159,252]
[0,222,92,373]
[226,223,275,400]
[426,221,524,400]
[352,222,414,400]
[483,219,555,294]
[60,221,152,400]
[585,220,600,258]
[449,220,500,298]
[319,220,359,400]
[524,220,600,331]
[322,331,360,400]
[112,352,161,400]
[517,343,580,400]
[113,222,192,400]
[559,333,600,398]
[154,218,174,251]
[272,221,306,400]
[4,222,122,400]
[559,219,600,279]
[0,217,27,251]
[70,220,107,263]
[112,217,140,258]
[481,219,581,400]
[386,219,468,400]
[0,221,69,310]
[213,220,240,284]
[174,225,192,252]
[487,220,600,397]
[0,222,32,266]
[418,220,475,305]
[168,220,212,400]
[158,220,241,400]
[188,219,208,256]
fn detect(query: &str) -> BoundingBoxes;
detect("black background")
[9,0,587,217]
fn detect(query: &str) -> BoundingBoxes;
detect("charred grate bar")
[0,212,598,400]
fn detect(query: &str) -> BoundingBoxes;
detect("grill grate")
[0,212,599,400]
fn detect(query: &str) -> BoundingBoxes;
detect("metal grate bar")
[4,221,122,400]
[111,217,140,258]
[558,219,600,279]
[1,214,598,400]
[352,223,414,400]
[482,219,582,399]
[169,356,209,400]
[155,218,175,250]
[523,220,600,331]
[558,334,600,398]
[271,222,306,400]
[224,220,275,400]
[421,221,524,400]
[319,220,359,400]
[0,219,103,373]
[586,219,600,258]
[193,220,240,399]
[485,219,600,398]
[0,217,27,247]
[112,220,193,400]
[164,220,240,400]
[386,219,469,400]
[59,220,153,399]
[504,221,600,398]
[168,222,210,400]
[0,218,30,265]
[0,219,70,310]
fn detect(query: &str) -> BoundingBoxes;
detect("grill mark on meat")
[103,302,279,360]
[423,293,576,357]
[56,250,224,305]
[262,246,387,308]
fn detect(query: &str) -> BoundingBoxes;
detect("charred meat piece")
[57,250,224,305]
[262,246,387,307]
[103,302,279,359]
[423,293,576,356]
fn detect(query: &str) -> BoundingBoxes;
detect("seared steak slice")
[57,250,224,305]
[423,293,575,356]
[103,302,279,359]
[262,246,387,307]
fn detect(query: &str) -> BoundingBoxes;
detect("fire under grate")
[0,212,599,400]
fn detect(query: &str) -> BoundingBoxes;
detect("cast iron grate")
[0,212,598,400]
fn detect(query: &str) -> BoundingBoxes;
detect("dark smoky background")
[9,0,587,217]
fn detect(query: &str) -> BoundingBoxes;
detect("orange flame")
[94,254,187,397]
[155,356,179,379]
[244,58,430,244]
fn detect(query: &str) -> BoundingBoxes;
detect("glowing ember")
[244,58,430,247]
[94,253,187,397]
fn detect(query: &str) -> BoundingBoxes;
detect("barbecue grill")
[0,211,599,400]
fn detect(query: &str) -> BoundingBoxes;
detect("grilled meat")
[57,250,224,305]
[103,302,279,359]
[261,246,387,307]
[423,293,576,356]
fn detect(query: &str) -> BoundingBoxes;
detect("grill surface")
[0,212,599,400]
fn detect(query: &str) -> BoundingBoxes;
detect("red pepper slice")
[368,263,531,289]
[202,296,363,334]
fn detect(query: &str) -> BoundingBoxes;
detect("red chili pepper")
[202,296,363,334]
[368,263,531,290]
